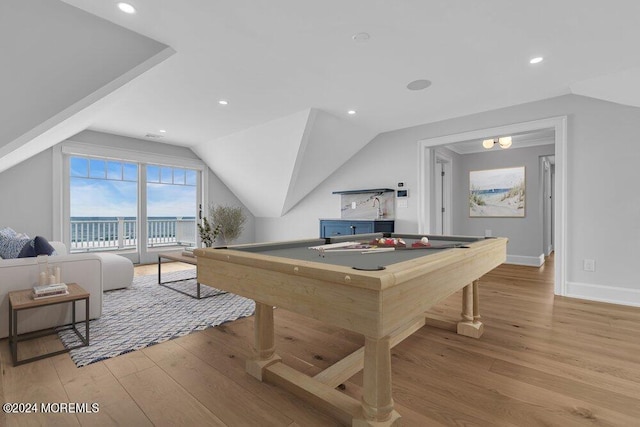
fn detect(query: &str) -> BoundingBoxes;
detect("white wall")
[0,149,53,237]
[0,131,255,253]
[206,170,255,246]
[192,108,376,218]
[256,94,640,306]
[254,125,419,241]
[193,110,308,218]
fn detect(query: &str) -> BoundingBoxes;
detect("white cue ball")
[420,237,429,244]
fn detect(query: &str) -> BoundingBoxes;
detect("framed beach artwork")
[469,166,525,217]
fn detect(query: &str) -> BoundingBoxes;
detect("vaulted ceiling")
[4,0,640,216]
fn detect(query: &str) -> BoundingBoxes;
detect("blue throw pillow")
[17,236,57,258]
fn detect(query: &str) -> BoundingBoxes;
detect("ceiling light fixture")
[482,136,512,149]
[352,32,370,42]
[347,110,357,115]
[159,129,166,133]
[117,2,136,14]
[529,56,544,64]
[218,100,229,105]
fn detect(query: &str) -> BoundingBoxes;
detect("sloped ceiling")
[5,1,640,218]
[282,109,376,214]
[0,0,173,173]
[55,0,640,147]
[570,66,640,109]
[193,109,375,217]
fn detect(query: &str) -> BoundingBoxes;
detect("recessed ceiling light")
[218,100,229,105]
[117,2,136,14]
[529,56,544,64]
[352,32,370,42]
[347,110,357,115]
[406,79,432,91]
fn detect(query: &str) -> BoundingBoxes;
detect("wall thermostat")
[397,189,409,198]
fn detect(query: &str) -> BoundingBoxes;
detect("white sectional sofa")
[0,242,133,338]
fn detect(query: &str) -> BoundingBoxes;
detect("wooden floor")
[2,255,640,426]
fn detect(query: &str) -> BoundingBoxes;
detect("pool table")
[195,233,507,426]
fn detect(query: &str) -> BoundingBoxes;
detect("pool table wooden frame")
[195,234,507,426]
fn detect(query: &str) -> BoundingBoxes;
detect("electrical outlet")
[485,229,492,237]
[583,259,595,272]
[351,202,356,209]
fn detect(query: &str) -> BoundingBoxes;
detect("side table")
[8,283,90,366]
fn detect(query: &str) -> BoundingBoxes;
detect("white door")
[434,153,452,235]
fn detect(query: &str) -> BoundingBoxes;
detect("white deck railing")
[70,218,196,252]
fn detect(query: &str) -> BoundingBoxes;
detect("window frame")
[53,141,208,261]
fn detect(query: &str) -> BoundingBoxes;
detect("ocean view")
[70,216,196,222]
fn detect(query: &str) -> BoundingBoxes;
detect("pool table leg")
[354,336,401,426]
[246,302,281,380]
[457,280,484,338]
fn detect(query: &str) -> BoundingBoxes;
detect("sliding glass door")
[145,164,198,250]
[69,157,139,254]
[66,153,203,264]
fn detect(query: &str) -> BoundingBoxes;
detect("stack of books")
[33,283,68,300]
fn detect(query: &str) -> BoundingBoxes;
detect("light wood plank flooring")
[2,256,640,426]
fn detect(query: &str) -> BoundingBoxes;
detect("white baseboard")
[545,244,554,256]
[505,253,545,267]
[565,281,640,307]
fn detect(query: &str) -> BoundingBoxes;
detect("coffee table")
[157,251,211,299]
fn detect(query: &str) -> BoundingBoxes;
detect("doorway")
[417,116,567,296]
[541,155,555,256]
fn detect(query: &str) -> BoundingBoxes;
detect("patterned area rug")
[58,269,255,367]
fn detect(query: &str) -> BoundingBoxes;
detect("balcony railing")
[70,217,196,252]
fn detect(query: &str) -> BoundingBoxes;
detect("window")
[58,143,207,264]
[146,164,197,248]
[69,157,138,252]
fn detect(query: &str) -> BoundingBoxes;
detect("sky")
[70,157,197,218]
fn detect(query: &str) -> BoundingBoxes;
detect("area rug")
[57,269,255,367]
